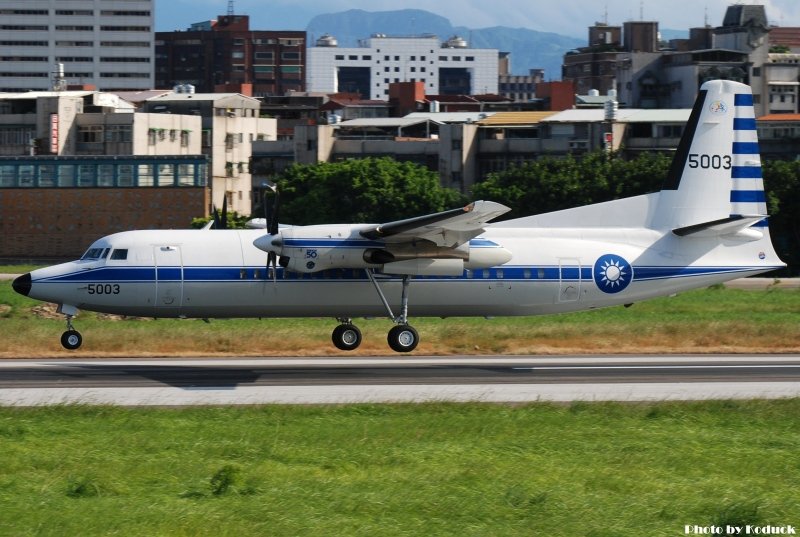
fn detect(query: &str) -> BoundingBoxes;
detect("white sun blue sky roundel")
[593,254,633,293]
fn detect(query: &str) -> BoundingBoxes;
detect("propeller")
[212,195,229,230]
[263,184,280,282]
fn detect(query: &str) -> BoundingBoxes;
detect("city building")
[252,106,699,193]
[498,69,544,102]
[757,113,800,160]
[570,5,799,116]
[0,0,154,92]
[0,90,202,157]
[143,92,276,214]
[306,34,499,99]
[155,15,305,97]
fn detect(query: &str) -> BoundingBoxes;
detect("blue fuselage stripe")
[34,264,770,285]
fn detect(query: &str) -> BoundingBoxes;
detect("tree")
[763,160,800,272]
[273,157,466,225]
[470,151,670,220]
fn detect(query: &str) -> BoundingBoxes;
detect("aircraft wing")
[360,200,511,247]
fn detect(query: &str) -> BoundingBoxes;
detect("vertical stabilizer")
[652,80,767,231]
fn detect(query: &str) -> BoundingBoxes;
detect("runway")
[1,355,800,405]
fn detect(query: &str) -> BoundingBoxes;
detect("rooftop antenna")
[227,0,234,16]
[604,4,608,25]
[639,1,643,20]
[704,6,708,27]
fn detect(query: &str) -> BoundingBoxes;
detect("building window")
[118,164,134,186]
[98,165,114,187]
[137,164,155,186]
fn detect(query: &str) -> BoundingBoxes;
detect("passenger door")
[154,245,183,315]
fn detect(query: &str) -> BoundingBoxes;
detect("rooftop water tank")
[316,34,338,47]
[444,35,468,48]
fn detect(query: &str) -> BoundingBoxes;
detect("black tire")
[332,324,362,351]
[61,330,82,350]
[387,325,419,353]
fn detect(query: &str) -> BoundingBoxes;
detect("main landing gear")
[61,314,83,350]
[330,272,420,353]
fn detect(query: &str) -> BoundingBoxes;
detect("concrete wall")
[0,187,207,259]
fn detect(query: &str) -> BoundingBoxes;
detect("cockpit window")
[110,249,128,260]
[80,248,106,260]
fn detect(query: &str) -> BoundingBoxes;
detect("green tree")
[274,157,466,225]
[471,151,669,220]
[763,160,800,272]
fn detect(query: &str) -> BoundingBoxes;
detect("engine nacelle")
[280,246,378,273]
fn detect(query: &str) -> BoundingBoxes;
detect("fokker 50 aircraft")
[12,80,786,352]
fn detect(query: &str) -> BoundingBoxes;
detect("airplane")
[12,80,786,353]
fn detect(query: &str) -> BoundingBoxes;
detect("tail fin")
[652,79,768,232]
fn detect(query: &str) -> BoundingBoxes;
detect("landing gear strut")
[366,271,419,353]
[60,315,82,350]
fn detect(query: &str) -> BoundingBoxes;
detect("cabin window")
[110,249,128,260]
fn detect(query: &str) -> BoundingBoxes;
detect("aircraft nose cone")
[12,273,32,296]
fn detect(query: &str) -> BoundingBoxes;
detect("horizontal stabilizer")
[672,215,766,237]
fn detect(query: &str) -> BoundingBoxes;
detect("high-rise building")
[0,0,154,92]
[307,34,499,99]
[155,15,305,97]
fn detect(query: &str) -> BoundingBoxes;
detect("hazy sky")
[155,0,800,36]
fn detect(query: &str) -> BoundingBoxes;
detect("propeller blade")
[212,207,221,230]
[221,195,228,230]
[267,251,277,284]
[269,187,280,235]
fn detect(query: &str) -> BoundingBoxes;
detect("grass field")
[1,401,799,536]
[1,277,798,356]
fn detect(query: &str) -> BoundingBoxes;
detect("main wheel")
[332,324,362,351]
[387,325,419,353]
[61,330,82,350]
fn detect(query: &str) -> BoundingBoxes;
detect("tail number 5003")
[87,284,120,295]
[688,153,732,170]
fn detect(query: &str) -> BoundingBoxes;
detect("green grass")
[0,401,799,536]
[1,280,799,356]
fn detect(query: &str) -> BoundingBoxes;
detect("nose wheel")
[60,315,82,350]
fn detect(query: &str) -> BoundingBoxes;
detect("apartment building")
[0,0,154,92]
[155,15,305,97]
[143,92,276,214]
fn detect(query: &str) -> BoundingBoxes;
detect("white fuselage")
[24,225,781,320]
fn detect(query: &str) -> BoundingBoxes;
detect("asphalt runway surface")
[1,355,800,405]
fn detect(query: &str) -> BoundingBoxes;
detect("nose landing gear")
[60,314,82,350]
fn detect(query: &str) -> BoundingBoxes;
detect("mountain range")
[306,9,584,80]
